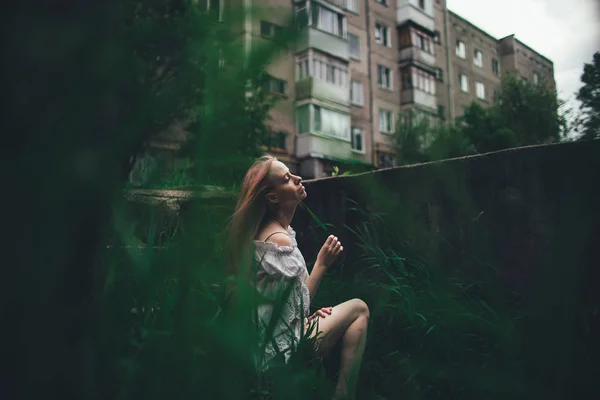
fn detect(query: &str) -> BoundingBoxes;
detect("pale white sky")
[448,0,600,130]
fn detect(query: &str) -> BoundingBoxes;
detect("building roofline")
[448,10,553,66]
[448,9,499,43]
[499,34,554,66]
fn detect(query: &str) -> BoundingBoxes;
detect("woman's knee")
[349,298,370,320]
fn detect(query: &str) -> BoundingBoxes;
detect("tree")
[576,52,600,141]
[496,73,565,145]
[462,102,519,153]
[394,110,432,165]
[394,110,475,165]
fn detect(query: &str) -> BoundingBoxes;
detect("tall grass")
[95,190,525,399]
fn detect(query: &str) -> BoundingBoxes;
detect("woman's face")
[267,160,306,207]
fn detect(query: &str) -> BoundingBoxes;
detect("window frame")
[312,105,351,140]
[375,23,390,47]
[475,81,485,100]
[346,0,359,13]
[348,33,360,59]
[456,40,466,59]
[492,58,500,76]
[350,80,364,106]
[351,127,365,153]
[260,20,283,40]
[459,73,469,93]
[474,49,483,68]
[378,108,394,134]
[266,75,287,95]
[311,1,347,39]
[377,151,394,168]
[377,64,393,90]
[261,131,288,153]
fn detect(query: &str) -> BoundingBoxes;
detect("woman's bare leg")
[309,298,369,400]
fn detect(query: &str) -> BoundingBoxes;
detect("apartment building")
[218,0,555,178]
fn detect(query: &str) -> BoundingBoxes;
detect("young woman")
[227,155,369,399]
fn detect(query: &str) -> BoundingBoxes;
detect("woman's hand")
[310,307,333,320]
[316,235,344,268]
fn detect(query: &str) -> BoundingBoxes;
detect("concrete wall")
[292,140,600,396]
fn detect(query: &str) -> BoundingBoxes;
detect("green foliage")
[496,73,564,145]
[394,109,433,165]
[395,110,474,165]
[576,51,600,140]
[394,73,568,166]
[427,122,475,160]
[462,102,519,153]
[331,166,352,177]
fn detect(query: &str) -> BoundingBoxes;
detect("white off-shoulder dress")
[253,226,311,367]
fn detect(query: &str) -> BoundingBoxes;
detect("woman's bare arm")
[306,235,343,301]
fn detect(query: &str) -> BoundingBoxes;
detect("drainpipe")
[442,3,454,118]
[365,0,375,168]
[243,0,252,69]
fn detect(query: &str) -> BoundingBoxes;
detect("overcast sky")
[447,0,600,126]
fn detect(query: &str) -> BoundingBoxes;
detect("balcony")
[397,1,435,32]
[297,27,349,61]
[399,46,436,68]
[296,77,349,106]
[296,133,353,160]
[320,0,346,10]
[400,89,437,110]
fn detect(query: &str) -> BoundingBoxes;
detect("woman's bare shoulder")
[256,222,293,246]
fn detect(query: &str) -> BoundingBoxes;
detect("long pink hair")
[226,155,278,277]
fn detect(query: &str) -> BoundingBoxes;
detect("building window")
[311,52,348,88]
[294,3,309,26]
[351,128,364,153]
[411,67,436,95]
[459,73,469,92]
[438,105,446,120]
[311,2,346,38]
[313,105,350,140]
[474,49,483,67]
[350,80,364,106]
[411,27,434,55]
[401,68,412,90]
[533,72,540,85]
[377,65,392,90]
[262,131,288,151]
[348,33,360,59]
[346,0,358,13]
[297,105,310,133]
[435,67,443,82]
[377,151,394,168]
[375,23,390,47]
[401,67,436,94]
[492,58,500,76]
[433,30,441,44]
[418,0,425,10]
[266,76,287,95]
[456,40,466,59]
[475,81,485,99]
[260,21,283,39]
[295,55,310,81]
[374,0,387,5]
[493,89,500,104]
[379,108,393,133]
